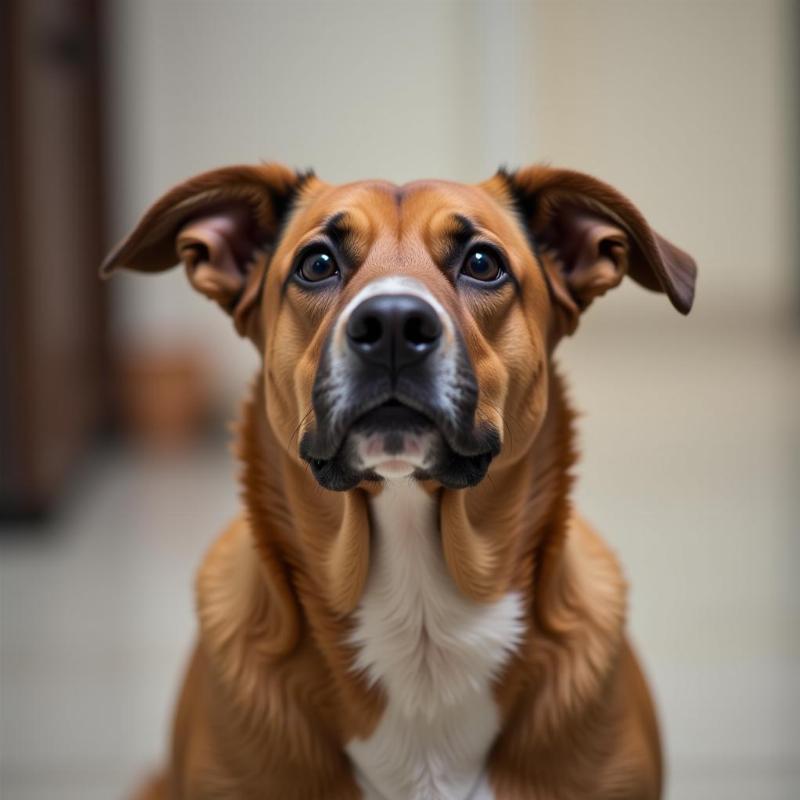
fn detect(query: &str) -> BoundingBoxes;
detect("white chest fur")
[346,481,524,800]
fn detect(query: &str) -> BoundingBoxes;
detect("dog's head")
[103,164,696,491]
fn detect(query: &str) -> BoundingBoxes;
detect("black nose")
[346,293,442,370]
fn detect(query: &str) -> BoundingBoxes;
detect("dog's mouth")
[299,394,500,492]
[348,400,437,475]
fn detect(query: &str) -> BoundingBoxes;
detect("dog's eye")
[298,249,339,283]
[461,248,503,283]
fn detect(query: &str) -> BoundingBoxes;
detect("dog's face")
[269,179,555,491]
[103,165,696,491]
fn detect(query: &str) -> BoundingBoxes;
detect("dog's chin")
[304,402,497,492]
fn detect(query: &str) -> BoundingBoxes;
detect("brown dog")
[103,163,696,800]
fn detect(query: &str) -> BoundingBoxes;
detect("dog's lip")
[301,393,495,465]
[352,399,434,429]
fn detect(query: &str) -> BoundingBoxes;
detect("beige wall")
[529,0,797,324]
[106,0,797,400]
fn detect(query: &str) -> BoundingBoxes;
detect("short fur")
[108,163,696,800]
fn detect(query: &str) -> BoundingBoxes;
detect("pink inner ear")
[546,208,630,312]
[176,210,255,308]
[555,210,626,270]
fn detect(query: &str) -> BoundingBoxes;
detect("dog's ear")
[495,165,697,335]
[100,163,311,338]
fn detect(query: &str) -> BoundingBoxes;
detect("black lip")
[299,384,493,464]
[352,402,434,432]
[303,431,498,492]
[300,386,393,462]
[299,396,501,492]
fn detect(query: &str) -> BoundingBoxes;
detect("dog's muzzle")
[299,279,501,492]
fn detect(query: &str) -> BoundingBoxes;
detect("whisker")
[288,407,315,449]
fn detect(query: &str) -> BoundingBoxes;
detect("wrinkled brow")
[428,213,477,268]
[319,211,368,266]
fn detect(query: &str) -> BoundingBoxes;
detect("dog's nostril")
[349,314,383,345]
[404,313,440,346]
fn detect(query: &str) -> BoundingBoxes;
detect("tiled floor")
[2,318,799,799]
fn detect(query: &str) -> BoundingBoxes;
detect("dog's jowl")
[104,163,696,800]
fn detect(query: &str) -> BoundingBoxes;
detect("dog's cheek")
[473,347,507,440]
[292,350,319,440]
[457,310,505,405]
[495,310,550,460]
[260,311,315,454]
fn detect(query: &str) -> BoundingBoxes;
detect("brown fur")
[105,164,696,799]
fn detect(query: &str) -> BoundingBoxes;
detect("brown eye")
[461,247,503,282]
[298,249,338,283]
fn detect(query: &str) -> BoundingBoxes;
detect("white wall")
[106,0,797,401]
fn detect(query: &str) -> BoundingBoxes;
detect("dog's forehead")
[298,178,510,238]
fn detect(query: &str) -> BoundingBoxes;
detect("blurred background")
[1,1,798,798]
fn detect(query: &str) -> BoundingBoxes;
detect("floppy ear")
[498,165,697,335]
[100,163,311,338]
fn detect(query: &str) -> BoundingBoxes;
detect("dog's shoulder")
[195,516,260,639]
[567,512,628,602]
[195,516,300,674]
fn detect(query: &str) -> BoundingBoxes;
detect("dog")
[103,163,696,800]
